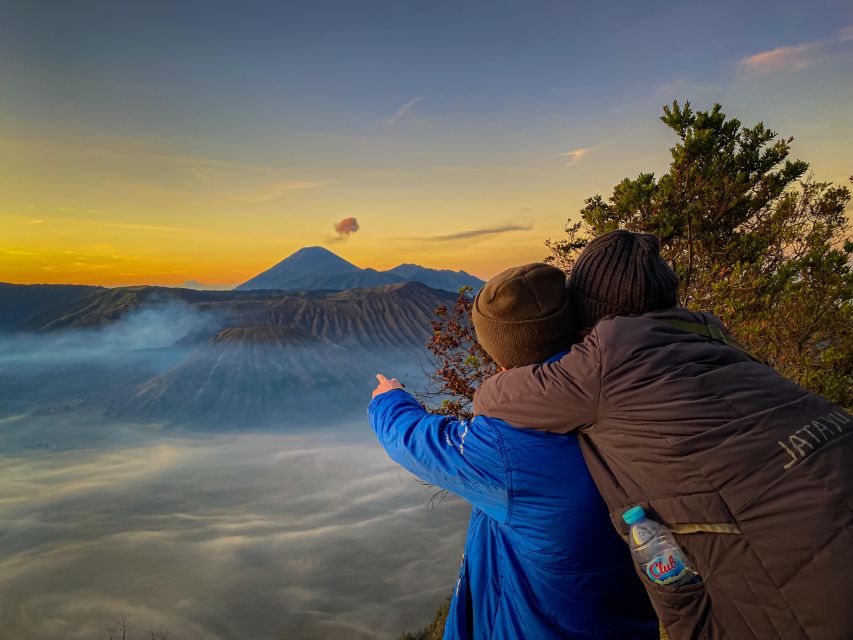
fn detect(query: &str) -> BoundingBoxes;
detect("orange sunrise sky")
[2,2,851,287]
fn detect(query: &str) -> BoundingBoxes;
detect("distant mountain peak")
[291,245,342,258]
[234,246,363,292]
[235,246,485,293]
[277,246,359,270]
[384,263,484,292]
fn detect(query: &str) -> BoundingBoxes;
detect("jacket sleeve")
[473,329,601,433]
[368,389,509,522]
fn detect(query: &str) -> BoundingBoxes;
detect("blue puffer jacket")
[368,389,658,640]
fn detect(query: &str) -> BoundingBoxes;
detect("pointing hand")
[372,373,405,399]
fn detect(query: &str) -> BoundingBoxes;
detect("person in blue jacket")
[368,263,658,640]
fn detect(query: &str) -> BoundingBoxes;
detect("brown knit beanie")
[472,263,574,369]
[570,230,679,328]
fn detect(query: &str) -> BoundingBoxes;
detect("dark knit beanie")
[570,230,679,328]
[472,263,574,369]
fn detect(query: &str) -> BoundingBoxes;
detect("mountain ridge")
[235,246,484,293]
[0,283,105,330]
[112,324,371,426]
[19,281,455,347]
[0,278,458,428]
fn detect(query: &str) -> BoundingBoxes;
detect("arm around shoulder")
[473,329,602,433]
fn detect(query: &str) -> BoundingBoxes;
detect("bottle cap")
[623,506,646,525]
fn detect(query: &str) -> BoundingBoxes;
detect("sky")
[1,0,851,287]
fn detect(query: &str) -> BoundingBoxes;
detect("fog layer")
[0,429,468,639]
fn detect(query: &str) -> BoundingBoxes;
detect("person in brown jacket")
[472,230,853,640]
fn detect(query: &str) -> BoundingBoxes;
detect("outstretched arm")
[473,330,601,433]
[368,377,508,522]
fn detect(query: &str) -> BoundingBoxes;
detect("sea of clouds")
[0,428,469,639]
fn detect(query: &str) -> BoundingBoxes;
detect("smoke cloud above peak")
[333,217,360,239]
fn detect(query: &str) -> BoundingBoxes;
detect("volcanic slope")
[16,282,456,426]
[113,325,373,426]
[24,281,455,351]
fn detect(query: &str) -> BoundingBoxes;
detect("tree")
[543,220,586,273]
[420,286,498,420]
[106,618,129,640]
[104,618,168,640]
[416,286,498,509]
[547,101,852,408]
[398,597,450,640]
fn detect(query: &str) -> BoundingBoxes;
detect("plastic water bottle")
[623,506,700,586]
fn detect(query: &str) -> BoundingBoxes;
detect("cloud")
[385,97,424,126]
[327,217,361,244]
[0,302,221,366]
[170,161,217,185]
[108,222,186,233]
[152,154,278,178]
[740,26,853,73]
[58,207,109,214]
[4,212,185,234]
[740,42,819,72]
[333,217,360,237]
[558,147,591,167]
[247,180,331,203]
[0,432,468,639]
[426,223,533,242]
[6,138,280,182]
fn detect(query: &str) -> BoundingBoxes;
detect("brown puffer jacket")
[473,308,853,640]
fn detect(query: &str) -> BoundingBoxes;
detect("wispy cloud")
[169,161,217,185]
[106,222,187,233]
[1,136,289,195]
[2,213,185,234]
[740,26,853,73]
[559,147,592,167]
[741,42,820,72]
[425,223,533,242]
[384,97,424,126]
[58,207,112,215]
[247,180,332,203]
[3,137,280,179]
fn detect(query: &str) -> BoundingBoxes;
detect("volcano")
[235,246,484,293]
[235,246,403,292]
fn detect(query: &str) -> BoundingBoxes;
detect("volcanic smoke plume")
[333,217,360,239]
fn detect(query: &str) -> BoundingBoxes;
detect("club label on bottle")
[645,554,686,585]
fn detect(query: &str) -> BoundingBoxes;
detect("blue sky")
[1,0,851,284]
